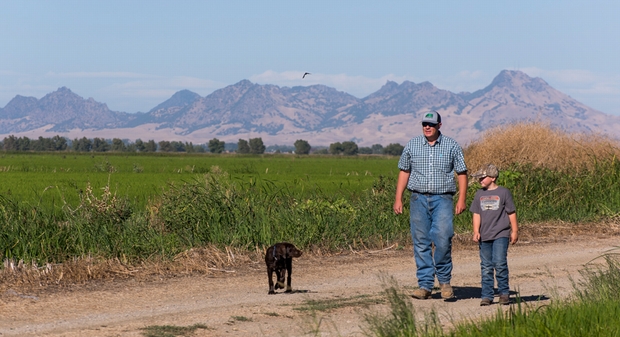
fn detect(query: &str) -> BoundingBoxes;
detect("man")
[393,110,468,300]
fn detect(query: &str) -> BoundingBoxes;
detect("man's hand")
[455,172,468,215]
[393,200,403,214]
[454,199,466,215]
[393,170,410,215]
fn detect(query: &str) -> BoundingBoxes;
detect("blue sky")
[2,1,619,116]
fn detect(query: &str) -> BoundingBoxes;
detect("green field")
[0,152,401,209]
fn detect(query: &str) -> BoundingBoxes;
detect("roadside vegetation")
[364,252,620,337]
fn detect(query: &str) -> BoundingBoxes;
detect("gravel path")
[1,236,618,336]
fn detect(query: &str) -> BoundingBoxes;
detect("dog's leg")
[267,267,276,294]
[285,257,293,292]
[276,268,286,289]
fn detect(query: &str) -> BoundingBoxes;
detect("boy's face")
[478,176,496,189]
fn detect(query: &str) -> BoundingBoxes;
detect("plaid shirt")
[398,133,467,194]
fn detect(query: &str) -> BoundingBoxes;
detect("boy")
[470,164,519,306]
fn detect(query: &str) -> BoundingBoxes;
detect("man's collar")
[424,131,442,144]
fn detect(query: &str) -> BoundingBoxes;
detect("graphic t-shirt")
[469,186,516,241]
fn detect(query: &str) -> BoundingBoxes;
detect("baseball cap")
[471,163,499,178]
[421,111,441,125]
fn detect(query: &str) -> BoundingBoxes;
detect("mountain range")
[1,70,618,146]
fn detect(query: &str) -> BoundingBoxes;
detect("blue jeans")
[409,192,454,291]
[479,237,510,300]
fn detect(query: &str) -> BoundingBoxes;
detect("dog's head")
[286,244,302,258]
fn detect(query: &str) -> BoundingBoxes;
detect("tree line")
[0,135,404,156]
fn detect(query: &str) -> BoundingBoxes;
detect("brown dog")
[265,242,302,294]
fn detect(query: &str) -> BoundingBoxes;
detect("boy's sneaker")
[499,294,510,305]
[480,298,492,306]
[411,288,432,299]
[440,283,454,299]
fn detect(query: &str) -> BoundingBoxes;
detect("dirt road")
[1,235,618,337]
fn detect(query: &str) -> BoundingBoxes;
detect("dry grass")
[0,245,263,292]
[464,122,620,173]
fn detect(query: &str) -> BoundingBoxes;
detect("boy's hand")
[472,232,480,242]
[510,231,518,245]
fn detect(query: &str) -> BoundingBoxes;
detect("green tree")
[185,142,195,153]
[3,135,17,151]
[208,138,226,153]
[134,139,145,152]
[16,137,31,151]
[294,139,311,155]
[342,141,358,155]
[92,138,109,152]
[125,143,136,152]
[383,143,404,156]
[72,137,92,152]
[144,140,157,152]
[249,137,266,154]
[329,142,343,155]
[358,147,373,154]
[31,136,47,151]
[52,135,68,151]
[111,138,126,152]
[187,142,205,153]
[371,144,384,154]
[158,141,172,152]
[237,139,250,154]
[170,141,185,152]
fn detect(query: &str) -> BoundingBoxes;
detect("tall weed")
[464,121,620,172]
[153,169,407,251]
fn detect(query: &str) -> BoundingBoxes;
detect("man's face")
[422,122,440,138]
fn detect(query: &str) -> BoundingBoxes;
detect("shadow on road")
[440,286,551,303]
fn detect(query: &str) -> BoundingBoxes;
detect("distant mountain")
[0,87,132,134]
[463,70,600,132]
[1,70,618,146]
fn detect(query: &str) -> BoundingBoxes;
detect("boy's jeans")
[479,237,510,300]
[409,192,454,291]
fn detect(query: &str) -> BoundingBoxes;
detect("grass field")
[0,152,400,210]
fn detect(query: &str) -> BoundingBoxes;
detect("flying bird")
[302,72,311,78]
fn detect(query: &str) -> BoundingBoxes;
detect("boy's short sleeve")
[469,190,481,214]
[504,188,516,213]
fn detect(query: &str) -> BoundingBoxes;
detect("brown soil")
[1,229,619,337]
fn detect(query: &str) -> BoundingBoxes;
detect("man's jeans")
[409,192,454,291]
[479,237,510,300]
